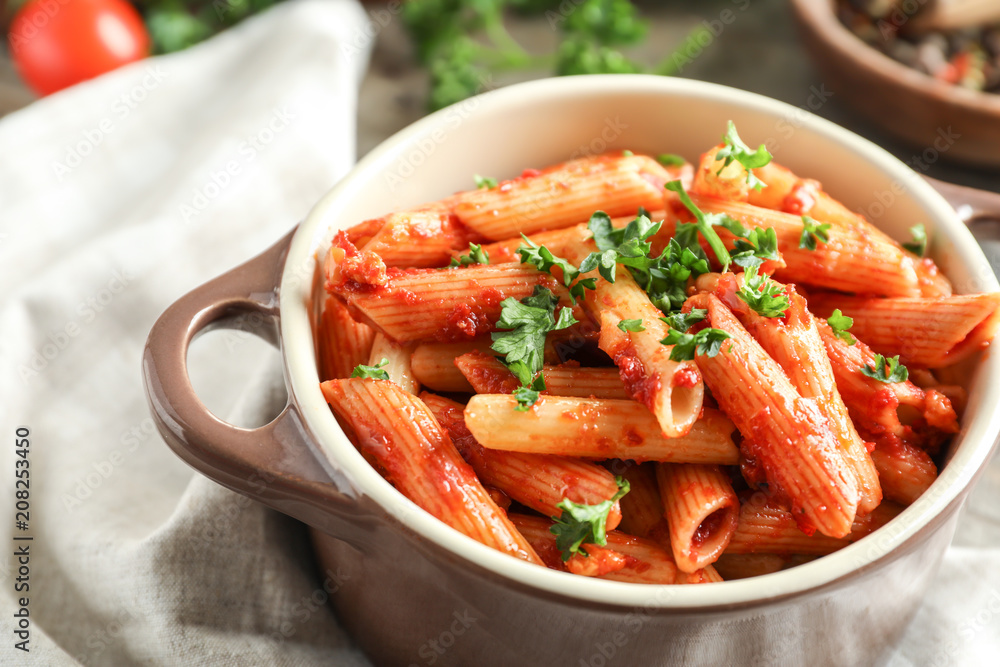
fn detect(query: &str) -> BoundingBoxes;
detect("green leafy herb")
[732,227,780,268]
[474,174,499,189]
[661,327,731,361]
[799,216,831,251]
[578,210,710,315]
[621,150,634,157]
[550,477,630,560]
[491,286,576,408]
[450,243,491,268]
[517,235,594,303]
[827,309,856,346]
[617,318,645,332]
[660,309,707,332]
[861,354,909,383]
[513,373,546,411]
[902,223,927,257]
[714,121,772,190]
[736,265,790,318]
[351,358,390,381]
[665,180,734,272]
[656,153,686,167]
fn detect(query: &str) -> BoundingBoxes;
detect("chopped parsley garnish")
[450,242,490,267]
[661,327,731,362]
[732,227,780,268]
[666,180,743,272]
[491,286,576,410]
[351,358,390,380]
[578,209,710,314]
[861,354,909,383]
[550,477,630,561]
[714,121,772,191]
[799,215,831,251]
[474,174,498,189]
[736,265,790,318]
[617,318,645,332]
[513,373,546,412]
[517,235,595,303]
[622,149,634,157]
[827,309,856,346]
[660,308,707,332]
[902,223,927,257]
[656,153,686,167]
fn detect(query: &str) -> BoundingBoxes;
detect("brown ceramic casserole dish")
[143,75,1000,666]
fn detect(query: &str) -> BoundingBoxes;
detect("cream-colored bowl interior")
[282,75,1000,608]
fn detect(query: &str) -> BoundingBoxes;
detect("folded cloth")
[0,1,373,664]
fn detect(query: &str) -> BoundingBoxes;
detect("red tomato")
[8,0,150,96]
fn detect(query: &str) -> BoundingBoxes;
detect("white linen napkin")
[1,1,998,664]
[0,1,372,664]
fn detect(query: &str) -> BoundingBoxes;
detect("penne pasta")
[725,495,903,556]
[454,351,630,399]
[510,514,719,585]
[327,243,581,342]
[870,441,938,505]
[563,240,705,438]
[359,209,483,268]
[708,274,882,515]
[465,394,739,463]
[321,379,541,564]
[368,333,419,394]
[685,195,924,297]
[748,161,951,297]
[317,294,375,381]
[807,292,1000,368]
[452,154,670,240]
[656,463,739,573]
[315,132,995,581]
[691,293,859,538]
[422,392,624,528]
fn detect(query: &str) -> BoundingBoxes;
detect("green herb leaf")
[827,309,856,346]
[656,153,686,167]
[861,354,909,383]
[450,242,491,267]
[513,372,546,411]
[736,265,790,318]
[902,223,927,257]
[617,318,645,332]
[661,327,731,362]
[351,358,390,381]
[474,174,499,189]
[492,286,576,409]
[733,227,780,268]
[714,121,771,190]
[518,235,596,304]
[665,180,734,272]
[550,477,630,561]
[799,215,832,251]
[660,309,707,332]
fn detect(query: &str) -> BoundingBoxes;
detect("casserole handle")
[926,177,1000,225]
[142,231,366,543]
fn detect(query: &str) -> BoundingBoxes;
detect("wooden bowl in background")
[790,0,1000,168]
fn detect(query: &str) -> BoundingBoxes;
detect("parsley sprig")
[491,286,576,410]
[665,181,733,272]
[714,121,772,191]
[658,309,730,361]
[827,309,856,346]
[550,477,630,561]
[517,235,595,303]
[861,354,909,383]
[474,174,499,189]
[617,319,645,332]
[903,223,927,257]
[351,358,390,381]
[578,210,710,314]
[736,265,790,318]
[799,215,831,251]
[450,243,490,268]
